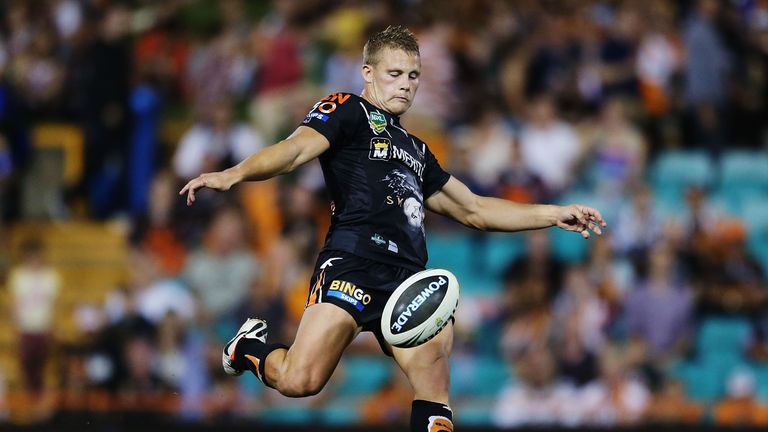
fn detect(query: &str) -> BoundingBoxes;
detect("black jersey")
[301,92,451,272]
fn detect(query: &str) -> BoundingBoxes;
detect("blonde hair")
[362,25,419,66]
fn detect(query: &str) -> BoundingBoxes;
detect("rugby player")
[180,26,606,431]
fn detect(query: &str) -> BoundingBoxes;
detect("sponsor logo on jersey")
[303,112,328,123]
[324,92,351,104]
[390,145,424,180]
[305,93,351,120]
[391,276,447,332]
[369,111,387,133]
[371,233,386,246]
[369,137,391,160]
[388,240,399,253]
[327,279,371,311]
[373,140,425,181]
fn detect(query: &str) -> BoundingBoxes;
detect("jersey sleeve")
[301,93,359,147]
[422,142,451,198]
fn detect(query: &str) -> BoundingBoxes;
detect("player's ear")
[362,64,374,84]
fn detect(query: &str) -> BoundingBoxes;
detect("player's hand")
[179,170,239,206]
[555,204,607,239]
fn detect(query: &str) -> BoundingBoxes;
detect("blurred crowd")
[1,0,768,428]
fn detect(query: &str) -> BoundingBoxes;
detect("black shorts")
[305,249,418,353]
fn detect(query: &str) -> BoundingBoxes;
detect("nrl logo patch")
[369,111,387,134]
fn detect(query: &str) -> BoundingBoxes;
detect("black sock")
[411,399,453,432]
[234,339,287,385]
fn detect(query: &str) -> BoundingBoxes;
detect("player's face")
[363,48,420,115]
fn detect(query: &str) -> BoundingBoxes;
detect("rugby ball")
[381,269,460,348]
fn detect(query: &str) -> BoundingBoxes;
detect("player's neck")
[360,89,382,111]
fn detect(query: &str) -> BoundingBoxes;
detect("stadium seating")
[257,405,317,424]
[450,354,513,397]
[672,317,753,402]
[754,364,768,402]
[715,151,768,214]
[333,355,393,396]
[449,355,512,426]
[672,360,726,403]
[696,317,751,361]
[649,151,714,214]
[427,232,503,294]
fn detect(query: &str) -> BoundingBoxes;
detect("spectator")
[10,28,65,116]
[320,4,367,95]
[578,345,651,426]
[713,369,768,427]
[581,98,647,197]
[502,230,565,304]
[496,140,549,204]
[672,186,724,270]
[683,0,731,153]
[625,242,693,362]
[131,171,187,276]
[451,104,515,192]
[553,266,610,355]
[493,346,579,427]
[247,4,307,141]
[406,19,458,124]
[635,1,681,117]
[586,232,633,307]
[97,285,156,393]
[182,206,260,325]
[499,278,553,360]
[612,184,664,257]
[646,378,704,425]
[518,94,582,195]
[118,334,165,411]
[128,247,196,325]
[172,101,264,180]
[556,324,599,388]
[597,4,641,98]
[76,4,133,218]
[127,66,164,218]
[9,237,60,397]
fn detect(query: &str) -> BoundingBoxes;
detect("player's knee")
[277,371,327,397]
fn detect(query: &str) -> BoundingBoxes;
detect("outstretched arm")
[426,176,606,238]
[179,126,330,205]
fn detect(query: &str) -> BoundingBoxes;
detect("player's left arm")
[425,176,606,238]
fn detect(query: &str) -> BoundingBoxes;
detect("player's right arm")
[180,126,330,205]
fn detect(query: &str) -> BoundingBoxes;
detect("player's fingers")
[185,178,202,206]
[580,226,590,239]
[179,181,192,195]
[575,210,589,227]
[583,206,607,226]
[589,221,602,236]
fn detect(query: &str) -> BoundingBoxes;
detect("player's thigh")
[391,322,453,401]
[284,302,361,383]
